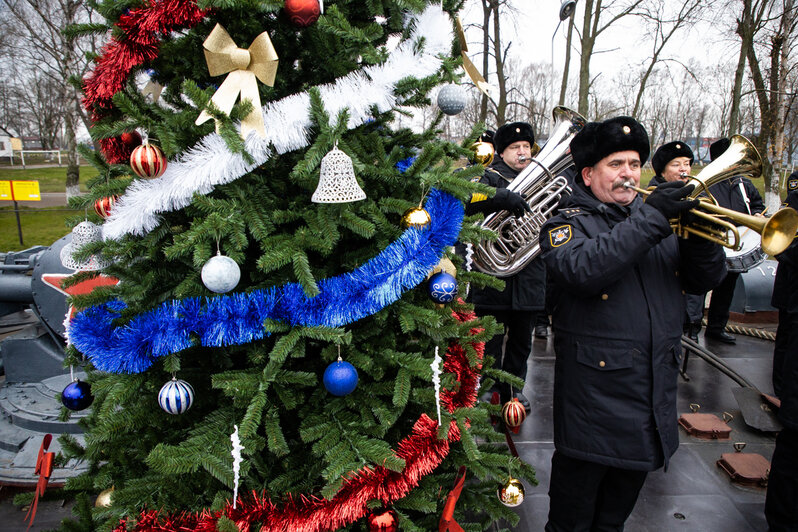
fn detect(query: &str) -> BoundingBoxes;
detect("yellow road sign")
[10,180,41,201]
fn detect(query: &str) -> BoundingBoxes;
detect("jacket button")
[675,271,679,277]
[681,290,686,295]
[599,361,606,368]
[601,294,608,300]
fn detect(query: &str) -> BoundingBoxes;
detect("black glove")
[493,188,531,217]
[645,181,699,219]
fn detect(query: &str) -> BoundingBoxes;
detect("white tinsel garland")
[102,6,452,240]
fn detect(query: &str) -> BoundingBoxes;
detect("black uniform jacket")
[539,184,727,470]
[646,174,666,188]
[466,158,546,311]
[707,177,764,215]
[772,238,798,430]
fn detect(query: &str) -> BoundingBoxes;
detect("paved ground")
[13,193,68,208]
[506,327,776,532]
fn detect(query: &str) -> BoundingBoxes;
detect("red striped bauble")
[94,195,118,219]
[502,398,526,433]
[130,143,167,179]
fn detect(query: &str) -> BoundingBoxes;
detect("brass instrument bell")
[628,135,798,256]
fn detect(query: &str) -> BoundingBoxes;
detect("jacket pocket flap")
[576,341,638,371]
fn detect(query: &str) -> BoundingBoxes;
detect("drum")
[724,226,766,272]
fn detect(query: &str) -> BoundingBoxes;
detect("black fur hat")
[710,138,731,161]
[493,122,535,155]
[570,116,650,173]
[786,171,798,210]
[479,130,495,145]
[651,141,695,175]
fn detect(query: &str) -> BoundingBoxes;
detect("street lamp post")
[550,1,578,129]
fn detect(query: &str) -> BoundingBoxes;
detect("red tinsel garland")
[82,0,207,163]
[113,309,484,532]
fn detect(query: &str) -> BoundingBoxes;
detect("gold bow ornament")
[455,16,495,99]
[195,24,279,139]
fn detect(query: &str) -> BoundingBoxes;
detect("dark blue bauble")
[428,272,458,303]
[61,380,93,411]
[323,360,358,396]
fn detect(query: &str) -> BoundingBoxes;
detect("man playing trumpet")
[538,117,727,531]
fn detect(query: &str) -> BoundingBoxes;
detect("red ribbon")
[25,434,55,530]
[439,466,467,532]
[504,429,520,458]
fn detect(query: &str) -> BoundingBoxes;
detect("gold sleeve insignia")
[470,193,488,203]
[549,225,573,247]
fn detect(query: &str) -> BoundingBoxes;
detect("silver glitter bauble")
[437,84,467,116]
[201,254,241,293]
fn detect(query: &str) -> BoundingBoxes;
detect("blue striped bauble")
[158,378,194,415]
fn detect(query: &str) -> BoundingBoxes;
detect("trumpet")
[623,135,798,256]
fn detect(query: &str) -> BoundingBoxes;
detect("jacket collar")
[489,157,520,181]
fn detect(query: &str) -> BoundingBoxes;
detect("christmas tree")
[57,0,535,530]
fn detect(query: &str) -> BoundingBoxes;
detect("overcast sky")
[458,0,740,93]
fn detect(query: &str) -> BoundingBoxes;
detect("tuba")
[471,107,586,277]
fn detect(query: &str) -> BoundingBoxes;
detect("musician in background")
[466,122,546,412]
[766,179,798,531]
[648,141,704,341]
[704,138,765,344]
[539,117,727,531]
[647,140,694,187]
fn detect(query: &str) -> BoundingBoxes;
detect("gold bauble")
[497,477,525,507]
[95,486,114,508]
[400,207,431,229]
[469,141,494,166]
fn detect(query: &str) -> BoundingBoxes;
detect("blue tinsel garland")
[69,189,464,374]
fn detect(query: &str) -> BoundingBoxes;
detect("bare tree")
[506,60,553,134]
[630,0,707,118]
[470,0,523,126]
[576,0,645,116]
[740,0,798,208]
[478,0,493,123]
[729,0,774,134]
[0,0,100,197]
[559,8,577,106]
